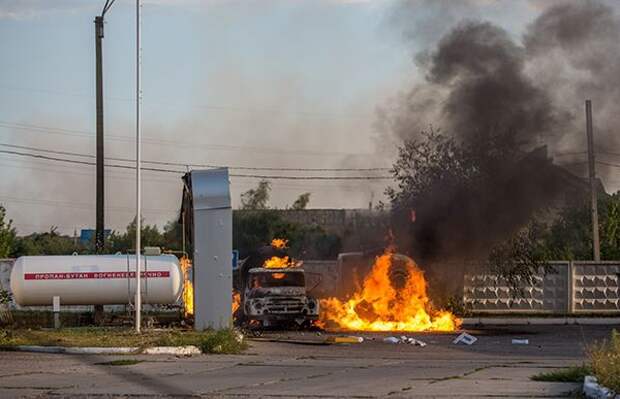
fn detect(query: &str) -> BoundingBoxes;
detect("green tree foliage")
[387,129,557,290]
[162,219,183,252]
[106,218,166,254]
[487,221,553,290]
[0,205,16,258]
[290,193,311,210]
[233,210,341,260]
[240,180,271,210]
[545,193,620,260]
[12,227,82,256]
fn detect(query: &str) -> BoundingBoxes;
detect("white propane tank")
[10,255,183,306]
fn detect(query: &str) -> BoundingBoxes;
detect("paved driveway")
[0,325,614,398]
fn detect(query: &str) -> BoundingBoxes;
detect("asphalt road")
[0,325,616,398]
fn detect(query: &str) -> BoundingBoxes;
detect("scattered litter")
[382,336,427,346]
[453,332,477,345]
[327,336,364,344]
[233,330,245,344]
[511,339,529,345]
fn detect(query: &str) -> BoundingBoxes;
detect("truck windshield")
[250,272,305,288]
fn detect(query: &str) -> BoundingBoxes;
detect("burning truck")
[233,239,319,329]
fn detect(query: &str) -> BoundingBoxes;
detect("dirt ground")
[0,325,616,398]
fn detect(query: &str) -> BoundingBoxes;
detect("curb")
[6,345,201,355]
[462,317,620,326]
[583,375,618,399]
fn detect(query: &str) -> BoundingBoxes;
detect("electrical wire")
[0,121,378,159]
[0,142,390,172]
[0,149,393,180]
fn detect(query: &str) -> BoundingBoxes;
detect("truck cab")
[243,267,319,327]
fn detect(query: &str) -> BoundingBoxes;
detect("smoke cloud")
[381,1,620,265]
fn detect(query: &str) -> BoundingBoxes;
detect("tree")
[387,129,566,294]
[291,193,310,210]
[0,205,16,258]
[544,193,620,260]
[240,180,271,210]
[163,219,183,252]
[106,217,165,254]
[487,221,553,291]
[233,210,341,260]
[12,227,81,256]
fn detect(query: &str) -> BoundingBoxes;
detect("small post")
[52,296,61,329]
[585,100,601,261]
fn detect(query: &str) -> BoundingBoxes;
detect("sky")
[0,0,574,234]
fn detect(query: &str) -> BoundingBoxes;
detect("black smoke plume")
[382,1,620,265]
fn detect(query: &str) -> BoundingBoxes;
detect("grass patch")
[0,327,246,354]
[589,330,620,392]
[96,359,143,366]
[531,365,590,383]
[200,329,245,354]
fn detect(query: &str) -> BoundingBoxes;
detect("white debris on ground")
[452,332,477,345]
[511,339,529,345]
[382,336,427,346]
[583,375,618,399]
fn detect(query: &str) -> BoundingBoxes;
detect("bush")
[531,364,590,383]
[0,289,10,305]
[589,330,620,392]
[199,329,246,354]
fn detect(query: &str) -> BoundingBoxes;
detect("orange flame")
[232,291,241,314]
[180,256,194,317]
[271,238,288,249]
[263,255,292,269]
[320,250,460,332]
[272,272,286,279]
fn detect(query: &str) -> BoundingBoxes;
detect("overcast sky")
[0,0,586,235]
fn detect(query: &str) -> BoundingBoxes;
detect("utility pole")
[95,0,116,253]
[135,0,143,333]
[586,100,601,262]
[93,0,116,326]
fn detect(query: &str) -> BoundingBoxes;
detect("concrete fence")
[464,261,620,314]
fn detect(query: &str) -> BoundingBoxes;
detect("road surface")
[0,325,614,398]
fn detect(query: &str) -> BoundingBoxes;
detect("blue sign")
[232,250,239,270]
[80,229,111,245]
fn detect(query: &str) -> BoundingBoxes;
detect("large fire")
[263,238,295,268]
[180,256,194,317]
[263,256,293,269]
[320,250,460,332]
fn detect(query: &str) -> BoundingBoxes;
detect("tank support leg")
[94,304,104,326]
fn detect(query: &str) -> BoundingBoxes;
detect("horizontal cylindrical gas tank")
[10,255,183,306]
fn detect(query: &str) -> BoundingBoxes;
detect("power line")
[0,142,390,172]
[0,120,377,159]
[553,151,587,156]
[596,149,620,158]
[0,196,177,214]
[0,83,374,120]
[596,160,620,169]
[0,149,393,180]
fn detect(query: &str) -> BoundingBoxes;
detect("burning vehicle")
[234,239,319,328]
[319,248,460,332]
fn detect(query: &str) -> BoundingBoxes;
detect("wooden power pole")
[94,0,116,253]
[585,100,601,261]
